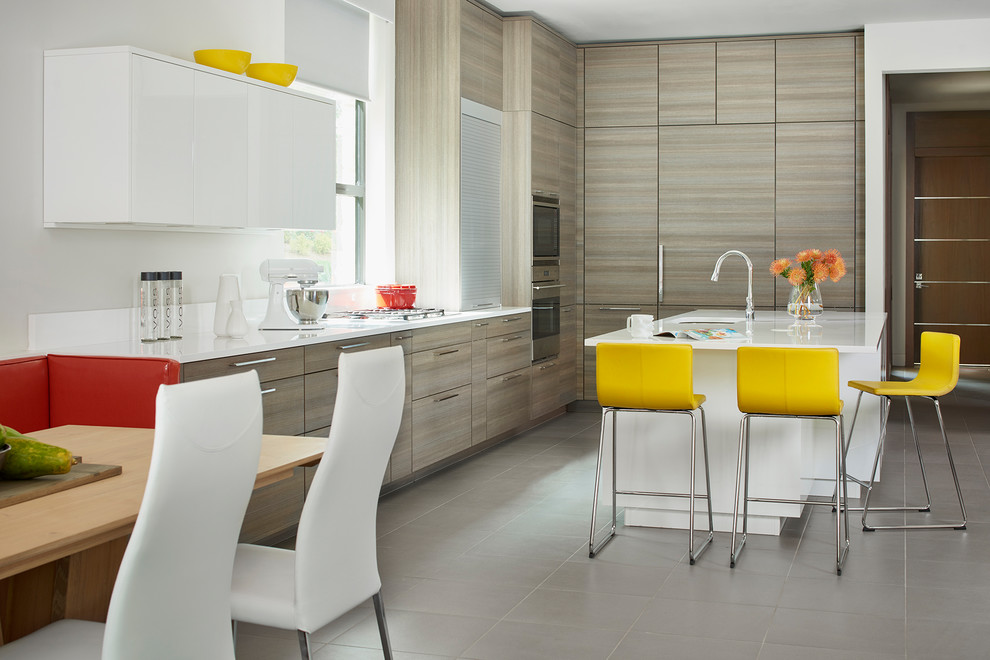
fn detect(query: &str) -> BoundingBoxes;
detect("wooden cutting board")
[0,463,123,509]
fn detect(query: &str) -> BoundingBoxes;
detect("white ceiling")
[484,0,990,44]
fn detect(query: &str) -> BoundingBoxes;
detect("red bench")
[0,354,180,434]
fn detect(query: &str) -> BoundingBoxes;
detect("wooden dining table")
[0,425,325,646]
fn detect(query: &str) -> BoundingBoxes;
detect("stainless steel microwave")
[532,192,560,259]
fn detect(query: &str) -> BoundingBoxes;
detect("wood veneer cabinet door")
[486,367,531,438]
[658,42,715,126]
[531,112,557,194]
[460,0,503,110]
[558,304,577,405]
[559,121,577,306]
[390,353,413,481]
[412,383,472,471]
[775,121,856,308]
[584,46,658,128]
[584,127,659,303]
[776,36,855,123]
[658,124,775,306]
[716,40,775,124]
[531,22,561,120]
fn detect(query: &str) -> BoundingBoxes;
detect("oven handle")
[532,305,556,311]
[532,284,565,290]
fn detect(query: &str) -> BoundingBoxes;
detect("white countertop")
[48,307,532,363]
[585,309,887,354]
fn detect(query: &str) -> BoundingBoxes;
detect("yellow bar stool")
[845,331,966,531]
[589,342,714,564]
[731,346,850,575]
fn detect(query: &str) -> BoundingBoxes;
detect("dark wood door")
[909,112,990,365]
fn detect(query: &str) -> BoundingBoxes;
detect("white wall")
[863,18,990,331]
[0,0,293,355]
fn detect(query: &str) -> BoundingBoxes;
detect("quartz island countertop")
[585,309,887,354]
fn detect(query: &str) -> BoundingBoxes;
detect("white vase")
[225,299,249,339]
[214,274,241,337]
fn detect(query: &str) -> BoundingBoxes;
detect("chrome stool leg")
[688,407,714,564]
[861,395,967,531]
[729,415,749,568]
[589,407,617,557]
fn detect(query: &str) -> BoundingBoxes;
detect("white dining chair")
[0,370,263,660]
[230,346,405,660]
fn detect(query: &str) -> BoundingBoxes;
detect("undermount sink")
[671,316,745,325]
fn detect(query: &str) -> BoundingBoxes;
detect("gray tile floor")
[235,367,990,659]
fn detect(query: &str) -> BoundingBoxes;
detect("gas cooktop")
[327,308,446,321]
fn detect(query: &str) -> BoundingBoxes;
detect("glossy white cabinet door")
[247,86,294,228]
[194,72,248,227]
[131,55,194,225]
[291,95,336,230]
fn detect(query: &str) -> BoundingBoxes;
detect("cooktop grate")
[329,308,445,321]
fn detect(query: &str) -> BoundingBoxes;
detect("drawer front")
[487,367,532,439]
[411,342,472,400]
[183,347,304,383]
[411,383,472,471]
[531,358,562,418]
[486,331,532,378]
[304,334,391,372]
[410,322,473,353]
[304,369,338,432]
[261,375,305,436]
[471,319,491,341]
[490,313,531,337]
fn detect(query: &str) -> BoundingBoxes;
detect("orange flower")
[812,261,830,283]
[829,257,846,282]
[794,248,822,263]
[769,259,790,276]
[787,269,805,286]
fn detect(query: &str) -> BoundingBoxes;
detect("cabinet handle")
[434,392,460,403]
[260,387,277,395]
[599,307,641,311]
[233,356,276,367]
[337,342,371,350]
[562,307,573,313]
[503,317,522,322]
[532,284,565,290]
[472,302,496,308]
[502,373,524,382]
[393,335,411,341]
[539,362,556,370]
[501,335,524,342]
[474,322,489,327]
[434,349,459,357]
[658,244,664,303]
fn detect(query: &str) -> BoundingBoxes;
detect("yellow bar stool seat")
[589,343,714,564]
[845,331,966,531]
[731,346,850,575]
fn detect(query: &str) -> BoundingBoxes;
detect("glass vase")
[787,283,823,320]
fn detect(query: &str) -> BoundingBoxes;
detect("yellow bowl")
[246,63,298,87]
[194,49,251,74]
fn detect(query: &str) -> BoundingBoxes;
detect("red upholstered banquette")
[0,354,180,433]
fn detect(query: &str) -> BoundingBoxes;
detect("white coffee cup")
[626,314,654,338]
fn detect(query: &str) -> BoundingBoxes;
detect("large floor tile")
[460,620,624,660]
[765,608,905,656]
[609,631,761,660]
[632,597,774,642]
[331,610,497,657]
[503,587,651,631]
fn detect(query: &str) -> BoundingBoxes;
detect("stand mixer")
[259,259,326,330]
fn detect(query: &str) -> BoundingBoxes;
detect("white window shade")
[285,0,370,100]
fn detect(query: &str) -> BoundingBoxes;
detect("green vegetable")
[0,425,75,480]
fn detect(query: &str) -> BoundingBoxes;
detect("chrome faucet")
[711,250,755,321]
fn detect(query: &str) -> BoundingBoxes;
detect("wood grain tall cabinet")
[579,33,864,400]
[502,16,579,410]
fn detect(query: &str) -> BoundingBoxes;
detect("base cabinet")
[487,367,532,438]
[411,383,473,471]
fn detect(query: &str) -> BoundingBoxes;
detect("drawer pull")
[260,387,277,395]
[393,335,411,341]
[233,356,276,367]
[502,317,522,322]
[434,349,460,357]
[539,362,556,370]
[474,322,489,327]
[337,342,371,350]
[599,307,642,311]
[502,373,524,382]
[501,335,524,343]
[434,393,460,403]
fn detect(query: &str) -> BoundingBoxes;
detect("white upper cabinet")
[44,46,334,231]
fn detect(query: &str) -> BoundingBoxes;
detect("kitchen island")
[585,309,887,535]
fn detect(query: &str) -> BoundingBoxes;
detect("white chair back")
[294,346,405,633]
[102,371,263,660]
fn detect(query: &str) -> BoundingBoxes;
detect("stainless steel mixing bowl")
[285,287,329,325]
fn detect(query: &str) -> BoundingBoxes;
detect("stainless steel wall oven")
[532,262,562,363]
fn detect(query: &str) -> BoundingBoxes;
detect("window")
[283,86,365,285]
